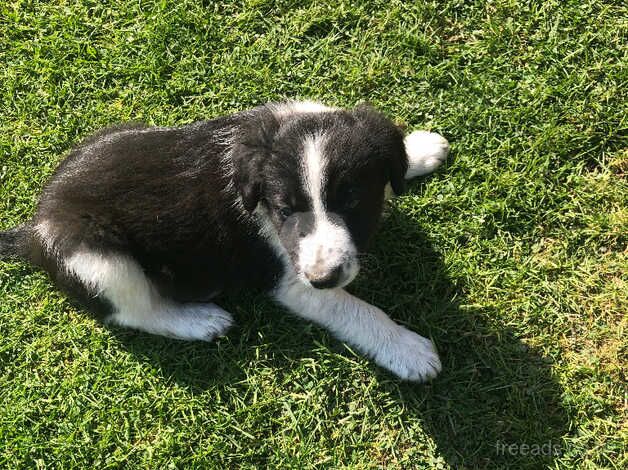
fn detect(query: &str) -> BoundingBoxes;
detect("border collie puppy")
[0,101,449,381]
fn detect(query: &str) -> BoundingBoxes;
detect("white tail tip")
[404,131,450,179]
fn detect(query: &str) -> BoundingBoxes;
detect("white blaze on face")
[270,100,337,119]
[298,134,359,287]
[302,134,327,217]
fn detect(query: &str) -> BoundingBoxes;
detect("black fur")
[1,102,408,307]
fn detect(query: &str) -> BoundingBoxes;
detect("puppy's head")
[232,102,408,289]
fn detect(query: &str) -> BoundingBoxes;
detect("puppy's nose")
[307,266,343,289]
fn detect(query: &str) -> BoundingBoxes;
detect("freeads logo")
[495,440,562,457]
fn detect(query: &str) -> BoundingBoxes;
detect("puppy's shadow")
[350,203,569,468]
[109,198,569,468]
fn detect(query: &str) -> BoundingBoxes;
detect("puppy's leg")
[274,277,441,381]
[64,249,233,341]
[404,130,450,179]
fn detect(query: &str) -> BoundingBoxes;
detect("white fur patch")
[404,131,450,179]
[270,100,336,118]
[302,134,327,217]
[298,218,359,287]
[64,250,232,341]
[298,134,358,286]
[274,274,441,382]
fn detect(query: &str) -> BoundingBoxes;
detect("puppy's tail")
[0,225,31,261]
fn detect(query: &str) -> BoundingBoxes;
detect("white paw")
[404,130,450,179]
[108,303,234,342]
[373,327,442,382]
[166,303,233,341]
[171,303,234,342]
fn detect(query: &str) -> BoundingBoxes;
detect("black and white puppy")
[0,101,449,381]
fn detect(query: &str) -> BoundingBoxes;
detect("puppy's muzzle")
[298,215,359,289]
[306,264,346,289]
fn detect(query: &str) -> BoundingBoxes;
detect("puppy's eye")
[279,207,293,219]
[345,197,360,209]
[344,189,360,209]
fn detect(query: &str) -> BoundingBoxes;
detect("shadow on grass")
[75,193,568,469]
[361,204,570,469]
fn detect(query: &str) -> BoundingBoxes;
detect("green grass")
[1,0,626,468]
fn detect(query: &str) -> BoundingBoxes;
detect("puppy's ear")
[231,108,279,212]
[237,161,263,212]
[388,146,407,196]
[352,104,408,196]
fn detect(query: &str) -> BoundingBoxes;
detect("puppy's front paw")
[161,303,234,342]
[373,327,442,382]
[404,130,450,179]
[183,304,234,341]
